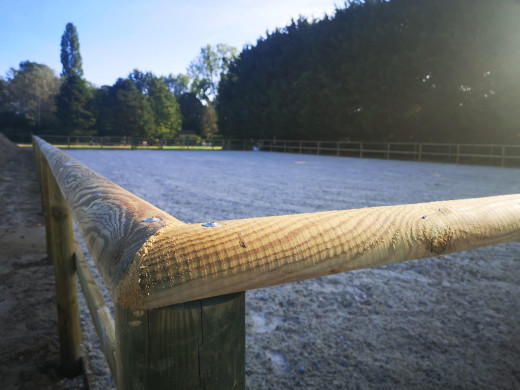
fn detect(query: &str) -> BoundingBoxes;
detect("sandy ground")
[0,140,87,389]
[2,135,520,389]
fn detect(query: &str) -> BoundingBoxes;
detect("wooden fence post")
[386,143,391,159]
[317,141,321,155]
[43,157,83,376]
[456,144,460,164]
[360,142,364,158]
[299,140,302,154]
[35,146,55,260]
[501,146,506,167]
[418,144,423,161]
[115,292,245,389]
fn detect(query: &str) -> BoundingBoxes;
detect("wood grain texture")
[33,136,184,296]
[118,194,520,310]
[74,243,117,378]
[34,142,55,259]
[115,292,245,389]
[46,158,83,376]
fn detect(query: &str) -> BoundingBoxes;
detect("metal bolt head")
[202,221,221,228]
[142,217,162,223]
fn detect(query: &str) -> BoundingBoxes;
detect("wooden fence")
[32,135,520,389]
[259,139,520,167]
[24,135,520,167]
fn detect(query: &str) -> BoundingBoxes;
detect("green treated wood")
[46,161,83,376]
[115,292,245,390]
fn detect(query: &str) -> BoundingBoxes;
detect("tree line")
[2,1,520,144]
[0,23,236,141]
[217,0,520,144]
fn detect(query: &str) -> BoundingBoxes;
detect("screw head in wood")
[202,221,221,227]
[142,217,162,222]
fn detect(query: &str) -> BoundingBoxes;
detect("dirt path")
[0,146,86,389]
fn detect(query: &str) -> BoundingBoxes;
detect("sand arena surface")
[65,149,520,389]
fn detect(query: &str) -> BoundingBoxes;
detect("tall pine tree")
[60,23,83,77]
[56,22,94,134]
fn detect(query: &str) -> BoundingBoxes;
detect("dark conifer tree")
[217,0,520,144]
[56,22,94,134]
[55,73,95,134]
[177,92,204,134]
[60,23,83,77]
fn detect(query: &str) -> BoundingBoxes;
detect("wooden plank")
[33,136,184,296]
[115,292,245,389]
[42,156,57,259]
[117,193,520,310]
[33,143,54,259]
[46,159,83,376]
[74,243,117,378]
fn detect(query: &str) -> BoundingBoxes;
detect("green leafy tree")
[165,73,190,97]
[147,77,182,138]
[92,85,114,136]
[188,43,237,102]
[3,61,61,128]
[0,77,8,111]
[0,75,32,136]
[128,69,153,94]
[110,78,154,137]
[177,92,204,134]
[202,102,218,138]
[60,23,83,77]
[55,73,95,134]
[127,70,182,138]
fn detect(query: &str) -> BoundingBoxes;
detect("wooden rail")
[259,139,520,167]
[32,135,520,389]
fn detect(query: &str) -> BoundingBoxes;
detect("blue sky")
[0,0,340,86]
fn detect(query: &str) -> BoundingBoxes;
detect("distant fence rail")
[9,134,520,167]
[259,139,520,167]
[32,135,520,389]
